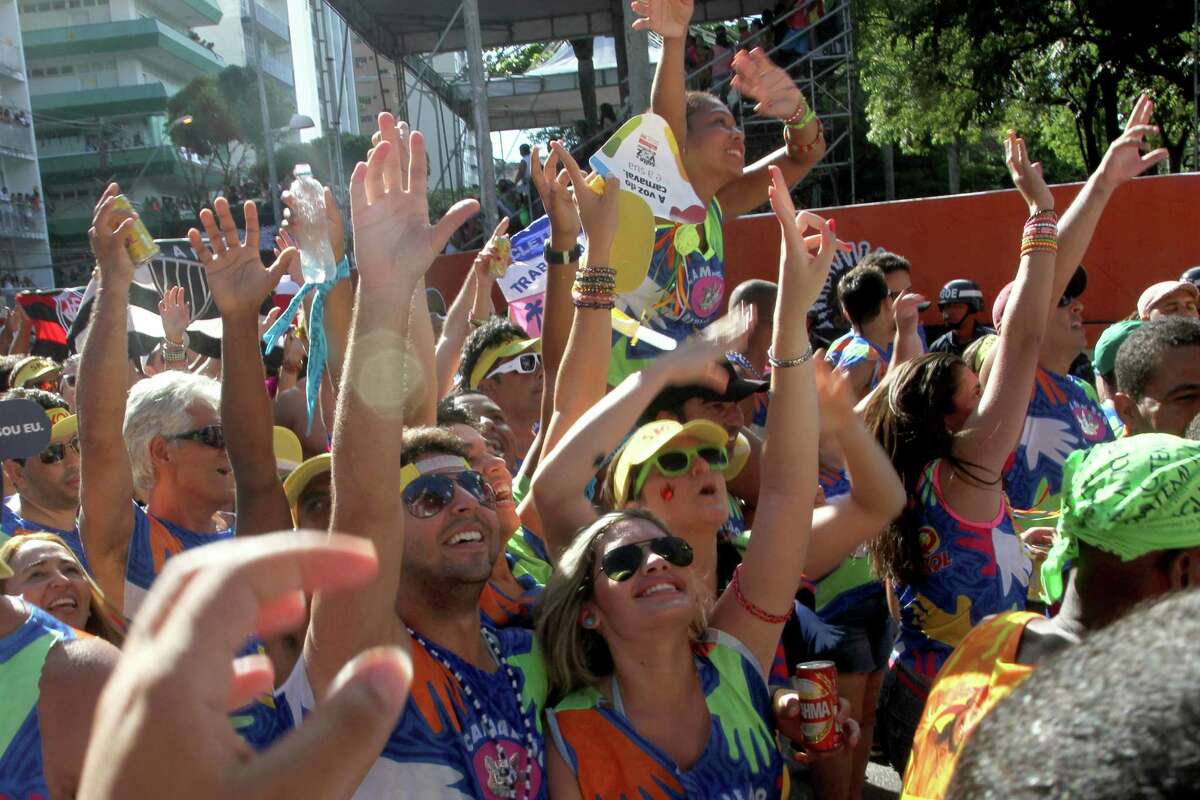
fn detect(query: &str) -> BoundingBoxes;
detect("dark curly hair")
[457,317,529,390]
[861,352,992,585]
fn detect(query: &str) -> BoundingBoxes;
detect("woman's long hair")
[535,509,707,704]
[861,353,994,586]
[0,533,127,646]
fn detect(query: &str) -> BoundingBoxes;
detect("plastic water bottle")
[290,164,335,284]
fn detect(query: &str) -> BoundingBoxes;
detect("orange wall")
[427,173,1200,342]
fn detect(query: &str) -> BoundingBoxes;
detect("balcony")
[242,0,290,44]
[33,83,170,120]
[0,44,24,80]
[0,204,47,241]
[0,122,35,159]
[23,19,224,79]
[260,51,294,86]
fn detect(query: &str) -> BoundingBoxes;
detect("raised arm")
[188,197,296,537]
[807,364,905,578]
[1052,93,1167,307]
[434,219,504,396]
[951,133,1056,487]
[710,165,829,671]
[77,184,140,612]
[631,0,694,151]
[532,308,752,561]
[717,48,826,218]
[305,113,478,697]
[155,286,192,372]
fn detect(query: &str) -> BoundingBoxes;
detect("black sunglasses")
[598,536,694,582]
[41,437,81,465]
[171,425,226,450]
[1057,293,1077,308]
[402,470,496,519]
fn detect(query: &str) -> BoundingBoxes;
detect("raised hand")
[1004,131,1055,214]
[529,143,580,245]
[472,217,511,280]
[282,184,346,264]
[662,303,755,389]
[892,289,929,335]
[189,197,297,319]
[630,0,693,38]
[77,532,412,800]
[730,48,805,119]
[767,165,839,309]
[1096,92,1169,189]
[88,182,139,286]
[158,285,192,345]
[814,360,856,435]
[350,113,479,294]
[775,693,861,765]
[553,141,620,257]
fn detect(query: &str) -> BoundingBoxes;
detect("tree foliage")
[166,66,297,212]
[485,42,556,77]
[855,0,1197,173]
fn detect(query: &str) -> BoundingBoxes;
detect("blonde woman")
[1,533,125,645]
[535,170,841,798]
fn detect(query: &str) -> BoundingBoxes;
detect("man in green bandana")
[901,433,1200,798]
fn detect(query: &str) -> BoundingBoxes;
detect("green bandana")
[1041,433,1200,602]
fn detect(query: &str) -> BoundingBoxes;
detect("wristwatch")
[543,242,584,265]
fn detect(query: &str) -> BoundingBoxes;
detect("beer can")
[110,195,160,264]
[793,660,841,752]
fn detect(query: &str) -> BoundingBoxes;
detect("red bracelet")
[729,564,791,624]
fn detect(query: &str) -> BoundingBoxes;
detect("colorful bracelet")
[787,118,825,154]
[730,564,791,624]
[782,97,811,128]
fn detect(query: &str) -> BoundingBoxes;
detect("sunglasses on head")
[38,437,80,465]
[598,535,694,582]
[171,425,226,450]
[402,470,496,518]
[633,444,728,499]
[485,352,540,380]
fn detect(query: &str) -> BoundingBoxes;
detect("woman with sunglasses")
[1,533,125,645]
[859,133,1078,772]
[533,169,838,798]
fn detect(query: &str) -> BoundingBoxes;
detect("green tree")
[485,42,555,77]
[167,66,297,212]
[855,0,1197,174]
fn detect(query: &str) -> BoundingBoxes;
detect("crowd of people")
[0,104,31,128]
[2,2,1199,800]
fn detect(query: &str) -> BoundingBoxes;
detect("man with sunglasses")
[0,389,86,567]
[989,265,1115,535]
[77,186,238,618]
[276,115,550,798]
[58,355,79,409]
[458,317,543,467]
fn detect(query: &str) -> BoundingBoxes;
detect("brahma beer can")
[793,660,841,751]
[110,195,160,264]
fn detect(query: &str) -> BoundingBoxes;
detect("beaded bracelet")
[786,118,825,154]
[730,564,791,624]
[782,98,811,128]
[766,343,815,369]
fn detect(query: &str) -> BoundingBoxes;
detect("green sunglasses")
[633,444,729,499]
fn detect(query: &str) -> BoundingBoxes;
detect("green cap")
[1041,433,1200,602]
[1091,320,1142,378]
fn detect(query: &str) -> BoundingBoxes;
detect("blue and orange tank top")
[1003,367,1114,531]
[276,623,549,798]
[123,501,234,618]
[891,460,1032,681]
[0,601,77,799]
[546,629,783,800]
[1,499,87,573]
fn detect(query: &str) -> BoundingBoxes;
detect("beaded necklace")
[407,626,538,800]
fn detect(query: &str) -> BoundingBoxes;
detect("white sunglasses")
[485,352,541,380]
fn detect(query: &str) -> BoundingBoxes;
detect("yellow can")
[110,194,160,264]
